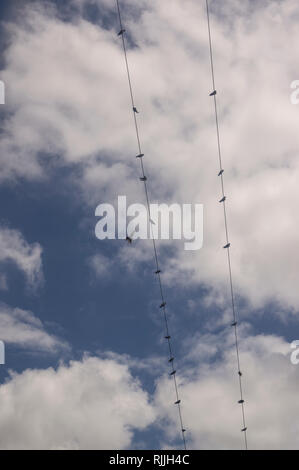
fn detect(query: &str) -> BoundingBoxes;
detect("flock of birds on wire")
[114,0,248,450]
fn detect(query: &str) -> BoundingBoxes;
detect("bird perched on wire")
[126,229,136,244]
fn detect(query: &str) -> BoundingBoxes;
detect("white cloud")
[1,0,298,313]
[155,330,299,449]
[2,1,298,451]
[89,241,155,278]
[1,332,298,450]
[0,226,43,288]
[0,303,68,353]
[0,356,156,449]
[88,252,113,278]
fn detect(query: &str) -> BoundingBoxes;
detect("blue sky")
[0,0,299,450]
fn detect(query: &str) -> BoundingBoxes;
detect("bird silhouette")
[126,228,137,244]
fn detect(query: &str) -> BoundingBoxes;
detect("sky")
[0,0,299,450]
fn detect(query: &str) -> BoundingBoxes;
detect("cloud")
[2,1,298,451]
[0,355,156,449]
[88,252,114,278]
[1,0,299,309]
[0,226,43,288]
[0,331,298,450]
[89,243,155,279]
[155,329,299,449]
[0,303,68,353]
